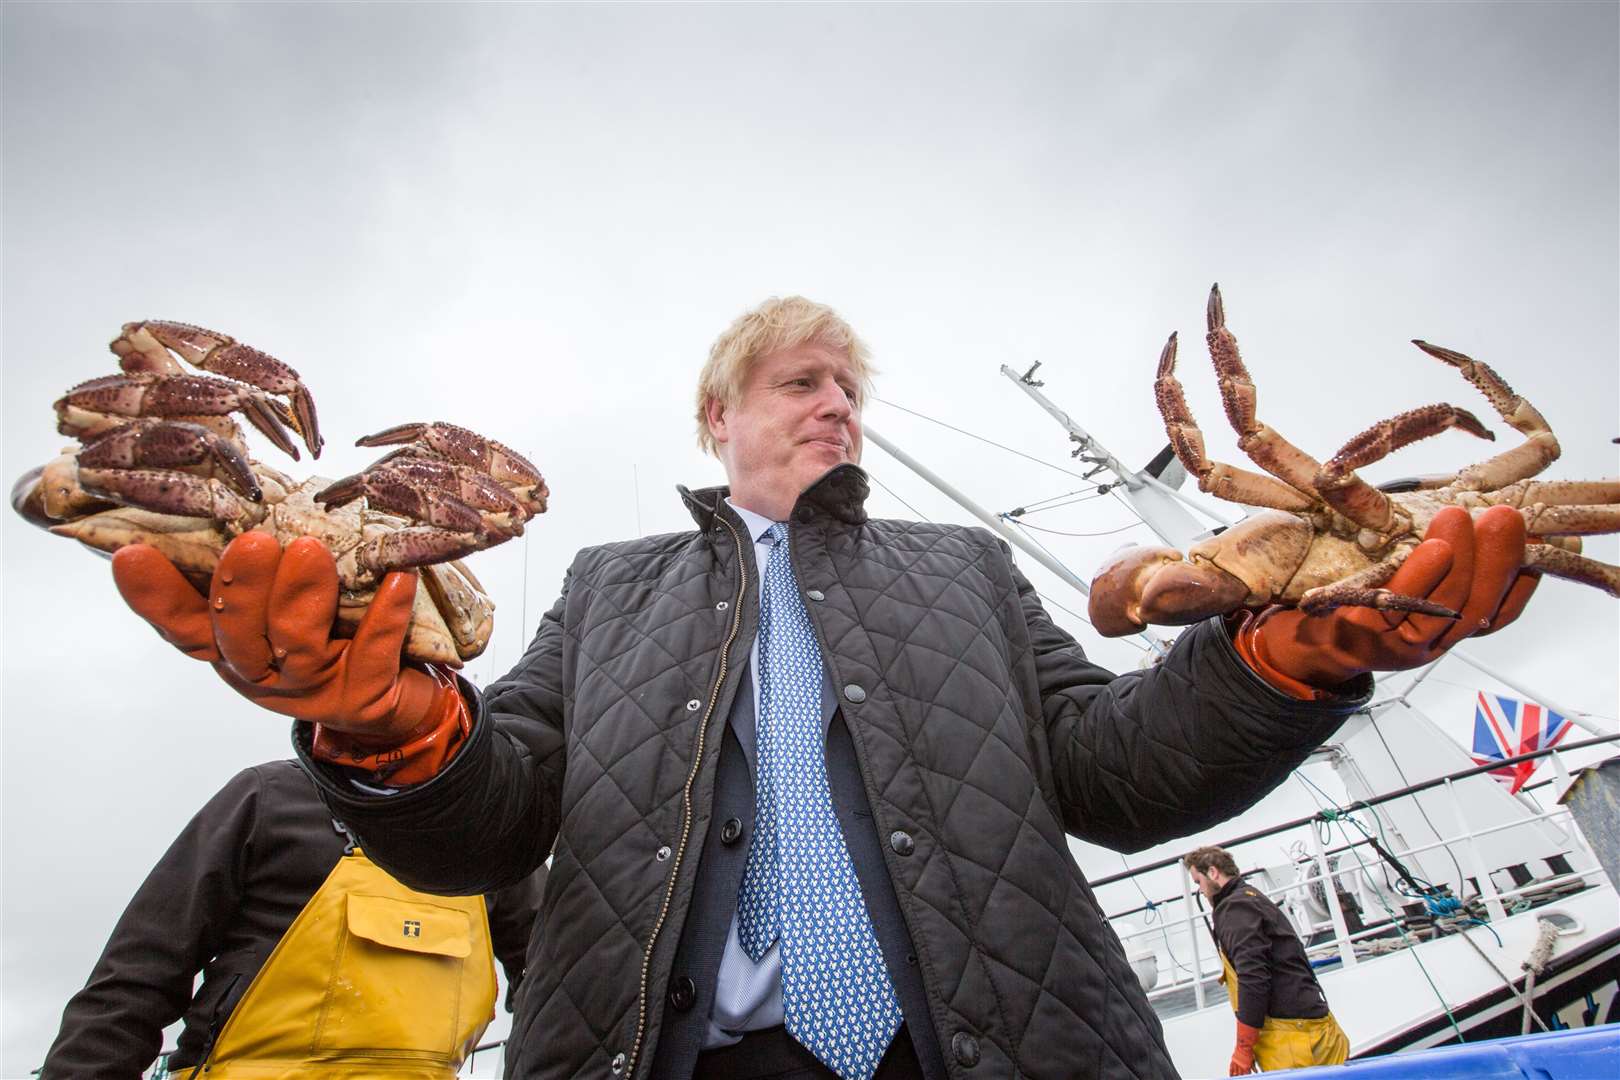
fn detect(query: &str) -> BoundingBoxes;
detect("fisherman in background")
[1185,845,1350,1074]
[40,760,546,1079]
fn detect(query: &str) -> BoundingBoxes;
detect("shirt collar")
[725,498,780,546]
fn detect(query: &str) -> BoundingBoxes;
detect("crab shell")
[18,452,493,666]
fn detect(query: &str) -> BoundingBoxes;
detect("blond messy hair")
[695,296,876,455]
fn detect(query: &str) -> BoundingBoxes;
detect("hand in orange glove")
[1237,505,1540,698]
[1229,1021,1260,1075]
[112,532,470,784]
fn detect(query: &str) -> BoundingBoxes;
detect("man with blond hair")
[113,294,1538,1079]
[1183,846,1349,1074]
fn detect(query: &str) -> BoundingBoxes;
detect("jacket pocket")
[312,893,474,1056]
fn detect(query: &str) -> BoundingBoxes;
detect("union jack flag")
[1471,691,1573,794]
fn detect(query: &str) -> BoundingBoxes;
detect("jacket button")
[720,817,743,846]
[843,684,866,704]
[655,845,671,861]
[716,600,729,611]
[611,1051,627,1074]
[668,975,697,1012]
[890,830,914,856]
[685,699,701,711]
[805,589,825,601]
[952,1032,980,1067]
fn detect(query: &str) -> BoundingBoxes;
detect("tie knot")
[766,522,789,546]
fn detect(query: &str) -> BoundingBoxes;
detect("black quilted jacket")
[302,464,1370,1079]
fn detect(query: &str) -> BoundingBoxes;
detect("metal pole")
[1449,649,1611,737]
[865,427,1092,595]
[997,365,1213,547]
[1309,822,1360,968]
[1444,777,1509,925]
[865,427,1169,655]
[1178,862,1209,1009]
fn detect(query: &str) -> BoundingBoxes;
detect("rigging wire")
[1116,854,1198,978]
[874,396,1099,481]
[1016,486,1104,511]
[1004,489,1113,519]
[867,472,930,522]
[1291,770,1469,1042]
[1366,707,1470,894]
[1002,516,1145,539]
[869,471,1143,651]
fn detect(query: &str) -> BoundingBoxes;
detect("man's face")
[707,341,863,519]
[1189,866,1221,902]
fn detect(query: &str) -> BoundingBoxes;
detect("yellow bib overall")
[1219,952,1349,1071]
[190,849,497,1078]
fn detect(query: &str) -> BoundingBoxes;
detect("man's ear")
[704,396,729,447]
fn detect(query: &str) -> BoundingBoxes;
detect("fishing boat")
[867,364,1620,1076]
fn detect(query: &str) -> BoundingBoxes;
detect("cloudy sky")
[3,2,1616,1073]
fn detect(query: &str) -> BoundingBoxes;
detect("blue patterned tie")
[735,523,902,1080]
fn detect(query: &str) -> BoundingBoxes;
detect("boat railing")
[1099,734,1619,1012]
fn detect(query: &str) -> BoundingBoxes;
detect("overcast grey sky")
[4,3,1616,1073]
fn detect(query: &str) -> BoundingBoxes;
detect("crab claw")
[357,421,547,515]
[1089,544,1250,637]
[112,321,323,458]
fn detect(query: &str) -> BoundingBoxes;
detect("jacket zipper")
[624,514,748,1076]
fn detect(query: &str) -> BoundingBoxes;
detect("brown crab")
[12,321,548,664]
[1088,287,1619,637]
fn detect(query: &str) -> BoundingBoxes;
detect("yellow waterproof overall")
[189,849,497,1078]
[1219,953,1349,1071]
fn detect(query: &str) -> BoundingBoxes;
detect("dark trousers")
[694,1025,924,1080]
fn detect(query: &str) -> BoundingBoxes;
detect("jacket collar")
[678,462,871,532]
[1212,875,1247,908]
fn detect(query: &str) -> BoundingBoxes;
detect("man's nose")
[814,382,852,421]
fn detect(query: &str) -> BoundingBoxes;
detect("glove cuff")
[1234,1021,1262,1048]
[1231,608,1360,702]
[309,666,472,786]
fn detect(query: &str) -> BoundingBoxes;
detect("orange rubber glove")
[1235,505,1540,698]
[1229,1020,1260,1075]
[112,532,470,785]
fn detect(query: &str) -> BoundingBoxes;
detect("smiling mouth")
[805,437,850,456]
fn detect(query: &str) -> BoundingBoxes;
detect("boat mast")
[997,363,1225,550]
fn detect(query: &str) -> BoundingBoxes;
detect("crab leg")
[1205,286,1338,500]
[1412,341,1559,491]
[113,321,323,457]
[73,469,261,532]
[1298,545,1460,618]
[1154,331,1316,511]
[1447,479,1620,509]
[1515,504,1620,536]
[355,526,493,575]
[1525,544,1620,597]
[77,420,261,502]
[56,372,301,460]
[1315,404,1495,530]
[316,461,525,542]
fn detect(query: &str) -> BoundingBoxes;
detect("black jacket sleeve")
[1014,559,1371,851]
[484,862,549,1011]
[40,768,264,1080]
[298,573,572,896]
